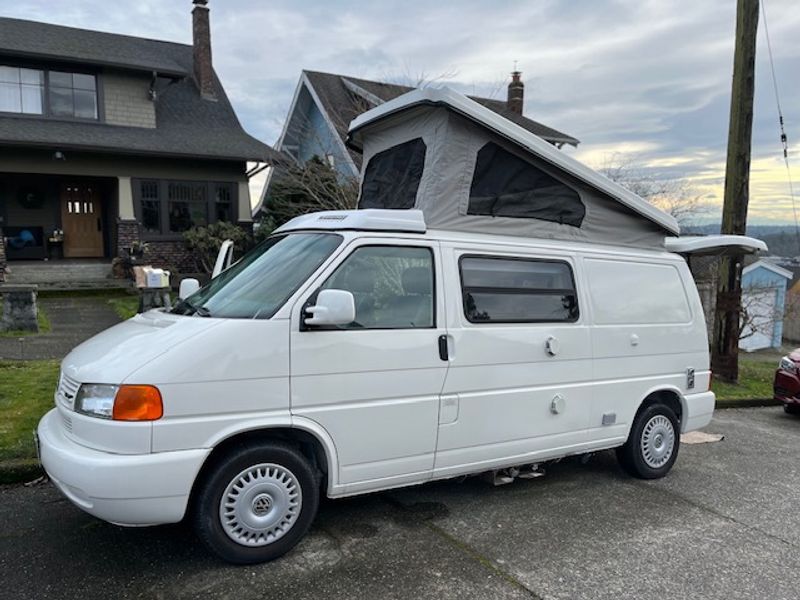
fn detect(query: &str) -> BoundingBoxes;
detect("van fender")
[199,414,341,494]
[629,384,688,434]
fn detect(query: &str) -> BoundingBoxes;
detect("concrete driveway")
[1,407,799,600]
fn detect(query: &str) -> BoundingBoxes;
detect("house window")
[0,65,97,120]
[0,66,44,114]
[133,179,238,237]
[459,256,579,323]
[467,142,585,227]
[49,71,97,119]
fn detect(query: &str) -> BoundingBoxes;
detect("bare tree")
[597,153,711,227]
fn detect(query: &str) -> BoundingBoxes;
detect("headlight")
[779,356,797,374]
[75,384,118,419]
[74,384,163,421]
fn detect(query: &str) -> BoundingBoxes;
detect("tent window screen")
[359,138,426,210]
[460,256,579,323]
[468,142,585,227]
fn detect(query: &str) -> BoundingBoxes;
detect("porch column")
[237,181,252,224]
[117,176,141,258]
[0,227,6,283]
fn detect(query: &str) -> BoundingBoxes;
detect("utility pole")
[711,0,759,383]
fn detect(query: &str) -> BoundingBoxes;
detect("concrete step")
[4,261,132,291]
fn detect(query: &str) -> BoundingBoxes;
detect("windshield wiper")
[174,298,211,317]
[194,305,212,317]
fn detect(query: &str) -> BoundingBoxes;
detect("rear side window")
[358,138,426,210]
[459,256,579,323]
[467,142,585,227]
[586,259,691,325]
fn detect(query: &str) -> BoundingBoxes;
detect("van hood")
[61,310,223,384]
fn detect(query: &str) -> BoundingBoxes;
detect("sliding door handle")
[438,335,449,361]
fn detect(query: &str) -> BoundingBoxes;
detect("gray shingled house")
[0,1,277,283]
[256,69,579,214]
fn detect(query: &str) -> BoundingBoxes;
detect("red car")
[774,350,800,414]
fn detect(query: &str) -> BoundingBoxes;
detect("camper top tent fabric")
[347,87,679,249]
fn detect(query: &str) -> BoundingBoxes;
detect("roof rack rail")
[274,209,427,234]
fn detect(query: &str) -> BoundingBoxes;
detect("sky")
[2,0,799,225]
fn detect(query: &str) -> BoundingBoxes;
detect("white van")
[37,88,762,564]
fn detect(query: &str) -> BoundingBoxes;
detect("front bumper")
[774,369,800,405]
[37,409,210,526]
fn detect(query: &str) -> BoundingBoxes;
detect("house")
[0,0,278,283]
[256,69,579,215]
[739,259,792,351]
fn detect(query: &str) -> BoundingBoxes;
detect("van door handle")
[438,335,449,361]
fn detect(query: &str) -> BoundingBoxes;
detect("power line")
[761,0,800,250]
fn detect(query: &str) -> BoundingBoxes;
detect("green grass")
[712,353,778,401]
[108,295,139,320]
[0,360,60,465]
[0,306,51,337]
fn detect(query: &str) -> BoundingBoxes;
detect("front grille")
[56,372,81,410]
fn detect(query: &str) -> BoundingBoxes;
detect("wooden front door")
[61,184,104,258]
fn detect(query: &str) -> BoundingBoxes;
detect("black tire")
[192,441,319,564]
[616,402,680,479]
[784,404,800,415]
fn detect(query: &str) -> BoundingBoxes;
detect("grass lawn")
[712,352,778,401]
[108,295,139,320]
[0,360,60,481]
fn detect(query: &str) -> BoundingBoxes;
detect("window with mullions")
[468,142,585,227]
[49,71,97,119]
[0,66,44,114]
[133,180,238,236]
[460,256,579,323]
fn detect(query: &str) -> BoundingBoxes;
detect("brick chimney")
[192,0,215,100]
[507,70,524,115]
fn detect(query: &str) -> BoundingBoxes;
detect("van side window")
[459,256,578,323]
[321,245,435,329]
[586,259,691,324]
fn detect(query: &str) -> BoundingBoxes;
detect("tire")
[784,404,800,415]
[616,402,680,479]
[192,441,320,564]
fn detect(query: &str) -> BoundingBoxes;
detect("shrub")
[183,222,252,274]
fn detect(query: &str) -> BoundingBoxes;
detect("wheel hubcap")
[640,415,675,468]
[219,463,302,547]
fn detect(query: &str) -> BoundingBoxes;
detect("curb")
[0,459,43,485]
[715,398,781,409]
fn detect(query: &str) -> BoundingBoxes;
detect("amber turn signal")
[112,385,163,421]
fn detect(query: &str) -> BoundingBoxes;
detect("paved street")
[2,407,799,600]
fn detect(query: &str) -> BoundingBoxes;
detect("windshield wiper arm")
[194,305,212,317]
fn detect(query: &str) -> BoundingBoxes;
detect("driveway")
[1,407,799,600]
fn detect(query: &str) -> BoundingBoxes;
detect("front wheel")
[616,403,680,479]
[784,403,800,415]
[192,441,320,564]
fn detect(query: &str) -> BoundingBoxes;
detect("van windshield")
[171,232,342,319]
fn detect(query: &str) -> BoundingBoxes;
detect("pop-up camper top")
[346,86,764,255]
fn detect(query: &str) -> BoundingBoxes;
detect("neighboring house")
[0,0,278,282]
[739,260,792,352]
[256,69,579,215]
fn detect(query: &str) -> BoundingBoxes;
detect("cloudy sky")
[2,0,798,225]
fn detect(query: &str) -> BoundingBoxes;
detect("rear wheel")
[784,404,800,415]
[192,441,319,564]
[616,402,680,479]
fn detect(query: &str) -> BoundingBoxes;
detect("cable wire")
[761,0,800,249]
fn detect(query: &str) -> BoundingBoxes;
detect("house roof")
[743,259,793,280]
[300,70,579,171]
[348,86,679,236]
[0,17,278,163]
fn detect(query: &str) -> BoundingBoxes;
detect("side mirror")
[179,278,200,300]
[304,289,355,327]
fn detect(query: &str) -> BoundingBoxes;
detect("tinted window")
[321,245,434,329]
[460,256,578,323]
[358,138,426,210]
[468,142,585,227]
[587,259,690,324]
